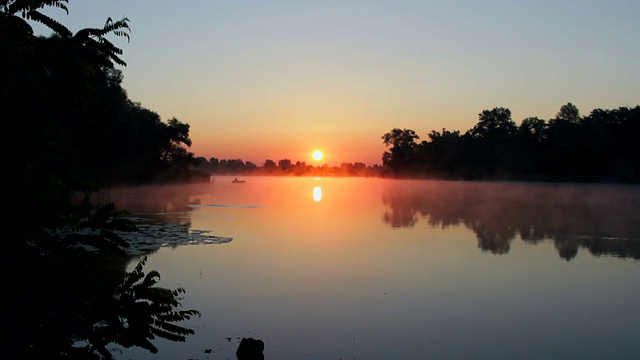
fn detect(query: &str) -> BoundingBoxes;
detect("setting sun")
[312,150,323,161]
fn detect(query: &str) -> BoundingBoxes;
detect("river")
[108,176,640,360]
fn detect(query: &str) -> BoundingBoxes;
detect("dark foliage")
[2,1,200,199]
[2,2,201,358]
[382,104,640,183]
[7,203,200,359]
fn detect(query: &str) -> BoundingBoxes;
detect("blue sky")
[36,0,640,165]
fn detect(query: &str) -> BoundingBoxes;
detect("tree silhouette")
[278,159,293,171]
[415,129,463,178]
[468,107,517,139]
[2,0,130,66]
[380,103,640,182]
[555,102,581,123]
[381,128,420,175]
[263,159,277,171]
[4,2,202,357]
[519,117,547,143]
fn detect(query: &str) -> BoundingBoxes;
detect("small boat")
[232,178,246,184]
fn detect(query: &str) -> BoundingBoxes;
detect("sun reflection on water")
[313,186,322,202]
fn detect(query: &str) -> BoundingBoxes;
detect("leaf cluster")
[9,198,201,359]
[2,0,129,66]
[103,257,201,354]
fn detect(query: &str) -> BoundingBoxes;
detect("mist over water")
[381,180,640,260]
[108,176,640,360]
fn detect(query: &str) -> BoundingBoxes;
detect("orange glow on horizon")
[189,128,385,166]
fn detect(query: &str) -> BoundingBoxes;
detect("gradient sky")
[38,1,640,166]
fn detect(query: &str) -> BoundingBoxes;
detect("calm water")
[110,176,640,360]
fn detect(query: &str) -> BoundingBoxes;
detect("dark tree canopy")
[3,1,201,201]
[381,128,420,174]
[381,104,640,182]
[4,2,202,358]
[555,102,581,123]
[468,107,517,139]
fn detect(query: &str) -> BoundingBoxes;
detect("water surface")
[110,176,640,359]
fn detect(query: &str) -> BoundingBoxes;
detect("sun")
[312,150,324,161]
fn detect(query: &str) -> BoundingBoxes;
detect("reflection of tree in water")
[93,183,210,225]
[91,184,233,256]
[382,187,420,228]
[382,181,640,260]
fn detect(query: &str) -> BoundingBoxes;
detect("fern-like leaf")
[140,270,161,288]
[121,257,147,289]
[25,9,71,36]
[150,326,189,342]
[153,319,196,336]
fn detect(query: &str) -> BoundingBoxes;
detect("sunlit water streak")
[108,176,640,360]
[313,186,322,202]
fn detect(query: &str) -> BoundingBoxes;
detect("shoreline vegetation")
[194,103,640,184]
[5,2,202,359]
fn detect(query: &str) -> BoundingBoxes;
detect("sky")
[37,0,640,166]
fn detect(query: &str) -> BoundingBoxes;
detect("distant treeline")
[381,103,640,182]
[195,157,384,177]
[200,103,640,182]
